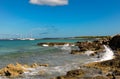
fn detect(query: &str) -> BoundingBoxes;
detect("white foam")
[42,44,49,47]
[61,44,71,51]
[85,51,94,56]
[100,45,114,61]
[23,63,80,77]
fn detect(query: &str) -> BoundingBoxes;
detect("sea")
[0,38,112,79]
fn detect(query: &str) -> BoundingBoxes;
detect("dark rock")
[106,73,115,79]
[4,70,11,76]
[71,50,84,54]
[72,40,105,55]
[112,70,120,76]
[109,34,120,50]
[66,69,85,77]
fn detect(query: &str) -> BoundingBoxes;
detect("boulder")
[66,69,85,77]
[109,34,120,50]
[52,69,86,79]
[0,63,26,77]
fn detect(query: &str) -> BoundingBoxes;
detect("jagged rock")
[71,40,105,55]
[0,63,26,77]
[0,63,48,77]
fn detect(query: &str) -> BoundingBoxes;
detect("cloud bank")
[29,0,68,6]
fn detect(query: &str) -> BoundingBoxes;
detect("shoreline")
[0,34,119,79]
[53,34,120,79]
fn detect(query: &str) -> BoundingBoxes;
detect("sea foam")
[100,45,114,61]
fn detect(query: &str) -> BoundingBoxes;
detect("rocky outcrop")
[0,63,26,77]
[84,54,120,78]
[0,63,48,77]
[53,55,120,79]
[37,42,74,47]
[66,69,85,77]
[53,67,107,79]
[53,35,120,79]
[52,69,85,79]
[71,40,105,55]
[109,34,120,50]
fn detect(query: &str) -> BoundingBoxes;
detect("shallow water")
[0,39,95,79]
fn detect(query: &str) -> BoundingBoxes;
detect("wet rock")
[70,50,84,54]
[106,73,115,79]
[109,34,120,50]
[112,70,120,76]
[53,76,65,79]
[52,69,86,79]
[84,55,120,75]
[66,69,85,77]
[53,67,104,79]
[31,63,49,68]
[71,40,105,55]
[37,42,74,47]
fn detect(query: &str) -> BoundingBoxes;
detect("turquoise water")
[0,39,94,79]
[0,38,93,55]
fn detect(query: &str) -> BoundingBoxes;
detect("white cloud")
[29,0,68,6]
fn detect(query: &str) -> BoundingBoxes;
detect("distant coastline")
[0,35,111,41]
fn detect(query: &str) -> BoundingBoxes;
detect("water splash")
[61,44,71,51]
[100,45,114,61]
[42,44,49,47]
[23,63,80,78]
[85,51,94,56]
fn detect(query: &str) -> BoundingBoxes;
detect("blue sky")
[0,0,120,38]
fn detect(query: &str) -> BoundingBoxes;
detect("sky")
[0,0,120,38]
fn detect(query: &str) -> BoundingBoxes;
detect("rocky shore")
[71,37,110,55]
[0,63,48,77]
[0,35,120,79]
[53,34,120,79]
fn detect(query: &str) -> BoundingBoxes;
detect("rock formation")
[71,40,105,55]
[0,63,48,77]
[54,35,120,79]
[109,34,120,50]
